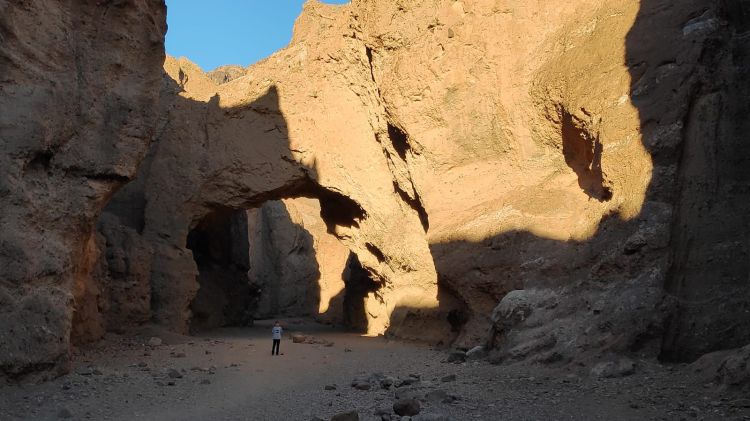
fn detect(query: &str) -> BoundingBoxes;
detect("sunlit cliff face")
[145,0,656,341]
[362,0,651,248]
[2,0,743,382]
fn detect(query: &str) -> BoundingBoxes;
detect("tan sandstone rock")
[100,0,750,361]
[3,0,750,381]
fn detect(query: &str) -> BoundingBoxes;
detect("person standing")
[271,321,282,356]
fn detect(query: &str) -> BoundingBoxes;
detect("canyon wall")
[245,0,747,360]
[0,0,166,379]
[2,0,749,381]
[239,0,748,363]
[658,2,750,361]
[97,49,439,339]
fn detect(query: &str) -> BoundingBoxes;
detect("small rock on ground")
[446,351,466,363]
[330,409,359,421]
[591,358,635,378]
[466,346,487,360]
[394,398,421,416]
[426,389,448,404]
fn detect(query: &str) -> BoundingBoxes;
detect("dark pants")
[272,339,280,355]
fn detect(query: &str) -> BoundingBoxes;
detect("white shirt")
[272,326,282,340]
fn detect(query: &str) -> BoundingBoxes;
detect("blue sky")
[165,0,350,71]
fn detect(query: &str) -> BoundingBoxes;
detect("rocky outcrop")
[354,0,750,363]
[691,344,750,391]
[207,64,246,85]
[117,49,438,338]
[2,0,749,380]
[0,0,166,379]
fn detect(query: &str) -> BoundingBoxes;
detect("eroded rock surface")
[109,48,439,338]
[0,0,166,379]
[2,0,750,381]
[207,64,246,85]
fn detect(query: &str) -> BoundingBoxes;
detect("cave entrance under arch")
[184,197,380,334]
[185,208,254,332]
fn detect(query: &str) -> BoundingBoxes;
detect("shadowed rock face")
[2,0,749,381]
[0,0,167,380]
[656,0,750,361]
[186,208,254,331]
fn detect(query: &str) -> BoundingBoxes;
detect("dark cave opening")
[186,208,256,332]
[308,186,367,233]
[560,109,613,201]
[186,198,372,333]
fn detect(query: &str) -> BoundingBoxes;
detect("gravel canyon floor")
[1,320,748,421]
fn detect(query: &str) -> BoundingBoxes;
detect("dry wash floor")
[1,319,748,420]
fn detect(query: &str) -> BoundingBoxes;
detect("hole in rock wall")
[311,186,367,233]
[560,109,613,201]
[186,198,373,333]
[244,200,321,321]
[186,208,255,332]
[27,150,53,172]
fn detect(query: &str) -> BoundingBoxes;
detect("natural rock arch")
[99,54,440,337]
[4,0,750,383]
